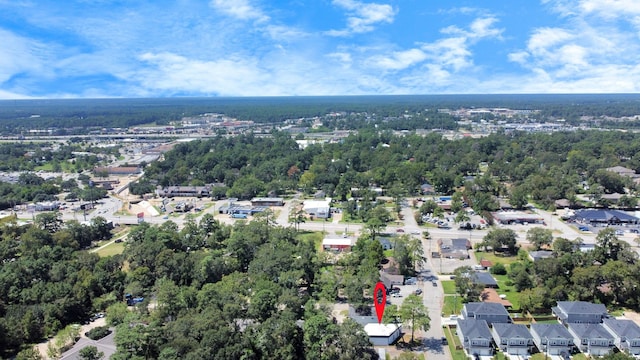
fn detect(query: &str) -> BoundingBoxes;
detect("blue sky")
[1,0,640,98]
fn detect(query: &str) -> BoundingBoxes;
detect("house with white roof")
[303,198,331,219]
[364,323,402,346]
[322,235,356,252]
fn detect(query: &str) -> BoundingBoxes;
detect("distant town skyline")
[1,0,639,99]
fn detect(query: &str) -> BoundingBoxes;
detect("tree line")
[138,129,640,214]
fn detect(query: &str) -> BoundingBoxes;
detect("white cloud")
[326,0,396,36]
[264,25,308,41]
[362,15,501,75]
[210,0,269,23]
[420,37,472,72]
[525,27,574,58]
[441,17,503,40]
[574,0,640,18]
[468,17,503,39]
[367,49,427,71]
[508,51,529,64]
[545,0,640,28]
[136,52,270,96]
[0,29,51,82]
[504,1,640,93]
[327,52,353,66]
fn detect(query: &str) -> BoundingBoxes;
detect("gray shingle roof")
[603,318,640,338]
[493,323,533,340]
[458,319,492,339]
[531,323,573,341]
[557,301,607,315]
[465,302,510,316]
[568,323,614,341]
[471,272,499,287]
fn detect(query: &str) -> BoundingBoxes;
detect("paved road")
[418,263,451,360]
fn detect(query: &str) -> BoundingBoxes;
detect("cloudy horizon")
[1,0,639,99]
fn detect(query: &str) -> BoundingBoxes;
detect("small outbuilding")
[364,323,402,346]
[322,236,356,252]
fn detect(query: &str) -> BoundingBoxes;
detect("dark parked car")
[415,289,423,295]
[432,281,438,287]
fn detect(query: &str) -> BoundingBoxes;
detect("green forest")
[2,94,640,133]
[139,129,640,213]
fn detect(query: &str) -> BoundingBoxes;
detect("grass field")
[441,280,457,295]
[95,241,125,257]
[492,274,521,310]
[473,251,519,266]
[443,295,463,316]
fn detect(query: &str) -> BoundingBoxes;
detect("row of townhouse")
[456,301,640,358]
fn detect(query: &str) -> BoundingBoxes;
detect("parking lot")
[386,283,423,307]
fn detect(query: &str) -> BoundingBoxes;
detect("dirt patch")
[331,303,349,323]
[622,309,640,325]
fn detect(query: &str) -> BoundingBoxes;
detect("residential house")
[530,323,574,357]
[377,237,393,250]
[364,323,402,346]
[492,323,534,355]
[567,323,615,356]
[528,250,554,262]
[420,183,435,195]
[602,318,640,355]
[478,259,493,269]
[457,319,494,357]
[321,236,356,252]
[601,193,624,205]
[380,272,404,290]
[457,319,493,356]
[606,166,637,178]
[471,272,499,289]
[552,301,607,325]
[462,302,511,325]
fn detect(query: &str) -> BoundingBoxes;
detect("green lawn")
[95,241,125,257]
[444,326,468,360]
[443,295,463,316]
[473,251,519,266]
[441,280,457,295]
[492,274,521,310]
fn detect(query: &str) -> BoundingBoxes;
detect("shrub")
[490,263,507,275]
[85,326,111,340]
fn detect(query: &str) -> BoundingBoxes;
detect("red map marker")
[373,281,386,324]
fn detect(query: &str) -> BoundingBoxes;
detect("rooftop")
[364,323,401,337]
